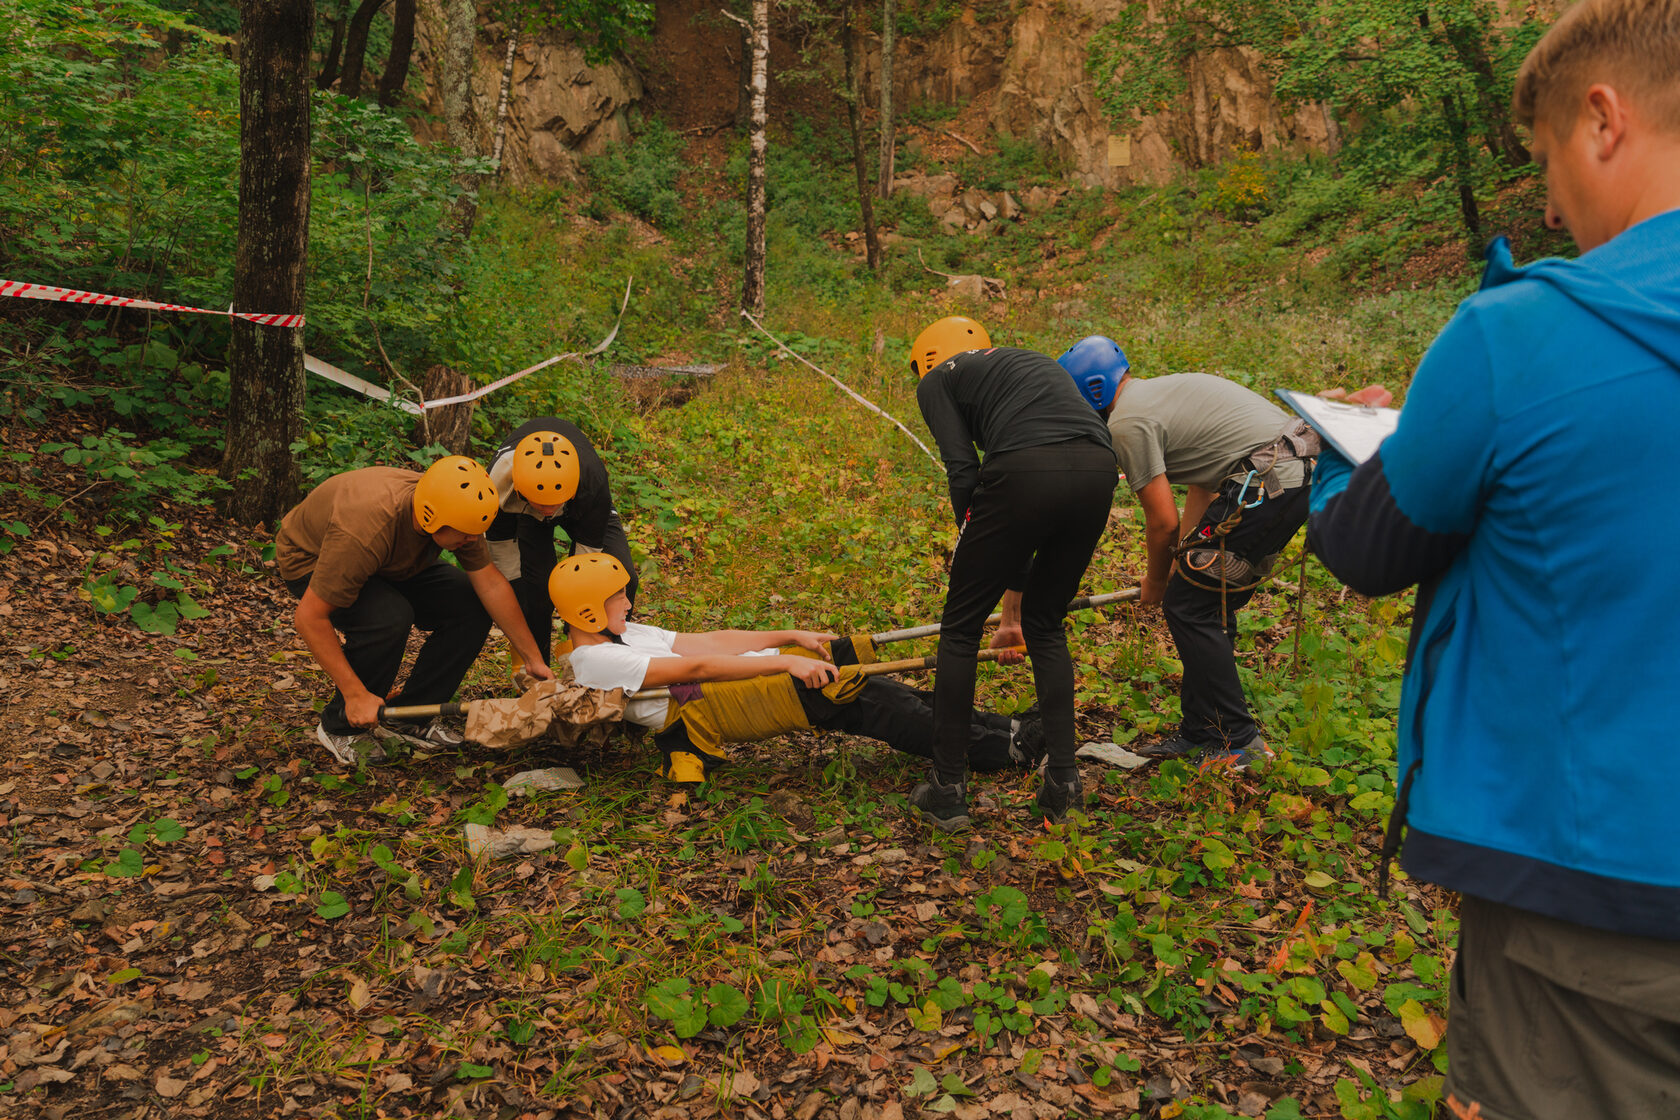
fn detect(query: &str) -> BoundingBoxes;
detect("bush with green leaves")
[583,117,686,230]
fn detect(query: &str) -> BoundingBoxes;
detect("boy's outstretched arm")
[671,629,838,657]
[639,653,839,688]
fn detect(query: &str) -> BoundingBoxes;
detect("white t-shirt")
[570,621,779,728]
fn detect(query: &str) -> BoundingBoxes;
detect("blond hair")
[1513,0,1680,134]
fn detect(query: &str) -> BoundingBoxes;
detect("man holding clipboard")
[1306,1,1680,1114]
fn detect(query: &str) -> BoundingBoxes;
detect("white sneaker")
[316,723,387,766]
[379,718,466,749]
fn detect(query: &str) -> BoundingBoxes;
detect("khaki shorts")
[1442,894,1680,1120]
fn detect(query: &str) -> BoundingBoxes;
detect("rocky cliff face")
[411,0,642,183]
[413,0,1326,189]
[896,2,1332,187]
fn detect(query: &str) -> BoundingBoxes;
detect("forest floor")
[1,353,1451,1120]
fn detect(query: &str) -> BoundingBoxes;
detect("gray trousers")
[1443,894,1680,1120]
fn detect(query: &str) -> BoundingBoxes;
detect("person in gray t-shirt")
[1060,337,1314,768]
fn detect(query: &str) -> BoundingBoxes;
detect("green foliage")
[508,0,654,66]
[583,117,686,229]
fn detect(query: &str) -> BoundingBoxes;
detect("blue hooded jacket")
[1308,209,1680,939]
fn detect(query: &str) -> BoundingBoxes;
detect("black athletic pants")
[285,564,491,735]
[931,441,1118,783]
[798,681,1018,771]
[1165,478,1310,749]
[506,510,636,661]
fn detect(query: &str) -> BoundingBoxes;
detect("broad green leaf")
[315,891,350,919]
[940,1072,974,1097]
[1337,952,1378,990]
[615,887,647,918]
[106,847,144,877]
[904,1067,937,1097]
[457,1062,493,1079]
[1296,765,1332,787]
[176,593,211,620]
[645,978,693,1022]
[1318,998,1349,1035]
[131,600,180,635]
[108,967,143,985]
[1201,837,1236,871]
[706,983,749,1028]
[1303,869,1334,890]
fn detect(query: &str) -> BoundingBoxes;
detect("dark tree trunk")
[844,1,880,271]
[377,0,416,107]
[741,0,769,317]
[1440,92,1482,238]
[316,7,346,90]
[414,365,475,454]
[223,0,313,526]
[339,0,387,100]
[877,0,895,198]
[1442,20,1530,166]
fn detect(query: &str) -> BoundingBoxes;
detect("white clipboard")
[1276,388,1400,465]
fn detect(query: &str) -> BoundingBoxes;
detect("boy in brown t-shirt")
[275,456,554,764]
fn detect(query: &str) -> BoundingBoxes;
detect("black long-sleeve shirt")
[915,346,1112,523]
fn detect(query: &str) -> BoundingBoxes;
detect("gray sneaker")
[316,723,387,766]
[1213,735,1274,773]
[379,718,466,749]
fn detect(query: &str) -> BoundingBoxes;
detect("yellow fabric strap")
[851,634,878,665]
[820,665,868,705]
[666,672,812,754]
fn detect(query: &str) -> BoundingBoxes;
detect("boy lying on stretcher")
[549,555,1044,783]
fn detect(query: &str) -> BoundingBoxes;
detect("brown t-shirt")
[275,467,490,608]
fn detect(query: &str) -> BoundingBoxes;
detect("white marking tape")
[0,279,304,327]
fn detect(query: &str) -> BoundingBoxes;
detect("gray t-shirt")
[1108,373,1304,493]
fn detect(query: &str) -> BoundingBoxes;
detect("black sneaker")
[909,776,971,832]
[1131,734,1203,760]
[1008,716,1047,770]
[1036,771,1084,823]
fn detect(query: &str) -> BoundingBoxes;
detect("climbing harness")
[1171,418,1322,619]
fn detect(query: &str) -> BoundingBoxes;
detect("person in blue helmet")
[1307,0,1680,1113]
[1059,335,1317,769]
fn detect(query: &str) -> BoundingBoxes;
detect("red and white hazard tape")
[0,279,303,327]
[5,274,635,412]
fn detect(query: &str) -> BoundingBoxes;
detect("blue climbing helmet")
[1057,335,1129,410]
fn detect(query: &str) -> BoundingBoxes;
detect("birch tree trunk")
[844,1,880,271]
[223,0,312,526]
[377,0,416,107]
[741,0,769,317]
[490,22,522,172]
[441,0,480,237]
[877,0,895,198]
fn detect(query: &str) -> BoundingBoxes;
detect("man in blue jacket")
[1307,1,1680,1114]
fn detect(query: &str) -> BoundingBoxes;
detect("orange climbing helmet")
[909,316,990,377]
[510,430,581,508]
[414,456,497,535]
[548,554,631,633]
